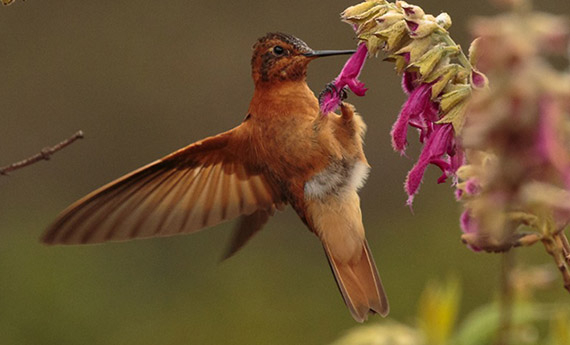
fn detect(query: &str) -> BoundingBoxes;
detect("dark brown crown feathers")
[253,32,313,55]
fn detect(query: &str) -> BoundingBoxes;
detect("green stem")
[438,31,473,72]
[495,251,515,345]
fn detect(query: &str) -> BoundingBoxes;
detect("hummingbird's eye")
[273,45,285,56]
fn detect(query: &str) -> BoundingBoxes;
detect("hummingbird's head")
[251,32,355,86]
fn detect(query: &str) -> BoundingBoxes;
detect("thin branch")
[0,130,84,176]
[558,232,570,261]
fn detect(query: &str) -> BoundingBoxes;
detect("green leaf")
[417,278,461,345]
[549,309,570,345]
[452,302,548,345]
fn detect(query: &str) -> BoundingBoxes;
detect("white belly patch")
[304,160,370,200]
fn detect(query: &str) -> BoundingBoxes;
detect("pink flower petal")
[390,83,435,154]
[336,43,368,87]
[455,188,464,200]
[319,43,368,114]
[320,91,341,114]
[405,124,454,205]
[391,102,413,154]
[465,178,479,195]
[471,69,488,88]
[405,20,419,32]
[460,210,481,252]
[450,145,465,171]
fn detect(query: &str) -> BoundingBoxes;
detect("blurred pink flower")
[537,96,570,187]
[464,178,480,195]
[460,210,481,252]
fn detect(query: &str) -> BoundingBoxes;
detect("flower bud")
[436,12,452,30]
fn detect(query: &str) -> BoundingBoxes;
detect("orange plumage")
[43,32,389,322]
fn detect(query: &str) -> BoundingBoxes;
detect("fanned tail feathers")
[324,239,389,322]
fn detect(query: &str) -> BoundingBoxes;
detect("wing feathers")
[148,167,197,237]
[220,167,232,219]
[202,164,222,227]
[221,209,272,261]
[43,126,284,245]
[57,166,164,243]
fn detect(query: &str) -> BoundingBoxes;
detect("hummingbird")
[42,32,389,322]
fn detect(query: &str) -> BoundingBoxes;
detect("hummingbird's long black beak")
[303,49,357,58]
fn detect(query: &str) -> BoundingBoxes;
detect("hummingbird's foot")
[339,86,348,101]
[318,82,338,103]
[339,102,355,120]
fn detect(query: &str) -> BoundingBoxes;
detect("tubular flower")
[404,123,464,205]
[459,210,481,252]
[391,82,438,154]
[319,43,369,114]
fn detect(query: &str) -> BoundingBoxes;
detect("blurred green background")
[1,1,569,344]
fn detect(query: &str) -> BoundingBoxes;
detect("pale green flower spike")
[342,0,487,136]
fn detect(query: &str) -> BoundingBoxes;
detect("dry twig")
[0,130,84,175]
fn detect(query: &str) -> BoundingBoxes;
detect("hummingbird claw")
[339,87,348,101]
[318,82,349,111]
[318,82,337,99]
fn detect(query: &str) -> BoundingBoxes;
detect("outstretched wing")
[43,124,284,245]
[221,209,273,261]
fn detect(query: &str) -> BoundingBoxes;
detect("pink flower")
[390,82,438,154]
[537,96,570,187]
[390,75,464,205]
[471,70,487,88]
[460,210,481,252]
[464,178,480,195]
[404,123,461,205]
[319,43,368,114]
[401,67,419,94]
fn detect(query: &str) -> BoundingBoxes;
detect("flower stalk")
[456,1,570,295]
